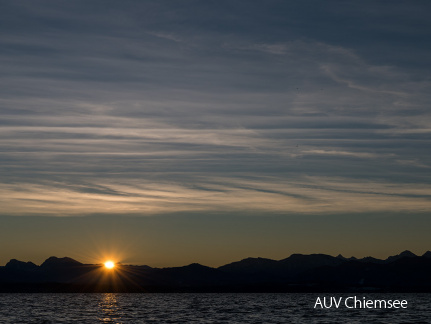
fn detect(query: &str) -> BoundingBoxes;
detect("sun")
[104,261,115,269]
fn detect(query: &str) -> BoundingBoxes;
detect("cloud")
[1,176,431,216]
[301,150,393,159]
[0,1,430,216]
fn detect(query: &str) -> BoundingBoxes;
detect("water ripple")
[0,293,428,323]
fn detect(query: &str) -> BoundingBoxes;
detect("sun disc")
[104,261,115,269]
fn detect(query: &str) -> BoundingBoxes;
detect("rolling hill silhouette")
[1,251,430,292]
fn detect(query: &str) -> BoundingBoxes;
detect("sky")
[1,1,430,266]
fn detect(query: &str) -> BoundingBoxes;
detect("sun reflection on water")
[99,293,121,323]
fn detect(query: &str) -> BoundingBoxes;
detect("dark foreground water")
[0,293,429,323]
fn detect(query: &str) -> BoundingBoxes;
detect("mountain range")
[1,251,430,292]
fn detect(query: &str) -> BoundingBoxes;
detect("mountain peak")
[5,259,38,271]
[358,256,384,264]
[184,263,207,269]
[41,256,82,268]
[386,250,417,263]
[218,257,278,274]
[399,250,416,257]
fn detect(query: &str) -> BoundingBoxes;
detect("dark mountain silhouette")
[5,259,38,271]
[41,256,83,269]
[385,250,416,263]
[278,253,344,275]
[1,251,430,292]
[354,251,417,265]
[218,257,278,274]
[357,256,385,264]
[219,254,344,280]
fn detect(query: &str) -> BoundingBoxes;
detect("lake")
[0,293,429,323]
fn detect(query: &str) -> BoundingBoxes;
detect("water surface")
[0,293,429,323]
